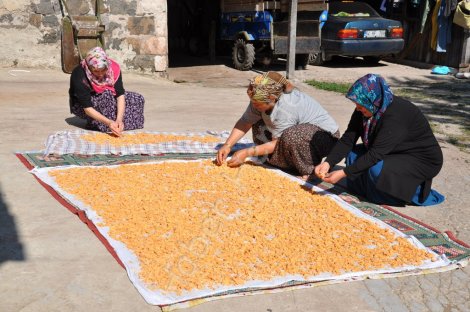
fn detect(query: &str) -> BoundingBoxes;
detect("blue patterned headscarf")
[346,74,394,147]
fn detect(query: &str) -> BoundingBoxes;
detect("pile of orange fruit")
[49,160,435,294]
[80,133,221,147]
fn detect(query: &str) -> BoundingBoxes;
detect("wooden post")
[286,0,298,79]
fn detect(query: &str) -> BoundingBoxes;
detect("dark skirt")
[252,120,340,176]
[70,90,145,132]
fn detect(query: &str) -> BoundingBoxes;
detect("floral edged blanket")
[43,130,253,156]
[15,152,470,310]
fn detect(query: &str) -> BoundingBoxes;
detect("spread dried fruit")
[80,133,221,146]
[49,160,434,294]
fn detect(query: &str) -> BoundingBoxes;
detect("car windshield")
[328,1,380,17]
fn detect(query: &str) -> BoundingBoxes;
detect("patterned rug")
[18,151,470,263]
[16,151,470,309]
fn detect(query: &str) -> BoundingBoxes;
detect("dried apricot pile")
[80,133,221,146]
[49,160,434,294]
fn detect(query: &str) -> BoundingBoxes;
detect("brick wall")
[0,0,168,74]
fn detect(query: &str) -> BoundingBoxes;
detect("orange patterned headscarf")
[249,72,293,103]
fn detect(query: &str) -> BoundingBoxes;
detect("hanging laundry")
[431,0,442,48]
[444,0,458,17]
[437,0,453,52]
[431,0,453,52]
[411,0,421,8]
[419,0,431,33]
[380,0,388,12]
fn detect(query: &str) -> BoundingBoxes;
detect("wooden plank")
[281,0,325,3]
[221,0,281,12]
[222,4,258,12]
[282,3,327,12]
[222,0,255,5]
[273,20,319,37]
[263,1,280,10]
[281,1,326,12]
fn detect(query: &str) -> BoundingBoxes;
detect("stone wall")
[0,0,168,74]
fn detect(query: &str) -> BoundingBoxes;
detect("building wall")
[0,0,168,73]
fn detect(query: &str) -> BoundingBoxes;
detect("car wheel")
[363,56,381,64]
[308,52,324,66]
[232,39,255,71]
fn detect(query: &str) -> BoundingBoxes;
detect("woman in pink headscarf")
[69,47,145,136]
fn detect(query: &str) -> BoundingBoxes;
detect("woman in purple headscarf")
[69,47,145,136]
[315,74,444,206]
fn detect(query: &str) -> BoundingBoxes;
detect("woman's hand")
[322,169,346,184]
[216,144,231,165]
[314,162,331,179]
[108,121,123,137]
[116,119,124,133]
[226,149,248,167]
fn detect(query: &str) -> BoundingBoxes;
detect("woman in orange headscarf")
[69,47,145,136]
[216,72,340,180]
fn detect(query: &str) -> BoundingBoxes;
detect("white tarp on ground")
[31,159,451,306]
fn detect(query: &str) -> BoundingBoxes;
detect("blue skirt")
[346,145,445,206]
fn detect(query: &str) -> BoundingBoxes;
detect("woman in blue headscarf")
[315,74,444,206]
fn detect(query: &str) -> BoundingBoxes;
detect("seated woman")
[216,71,340,179]
[69,47,145,136]
[315,74,444,206]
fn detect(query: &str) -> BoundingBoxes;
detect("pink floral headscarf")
[80,47,120,95]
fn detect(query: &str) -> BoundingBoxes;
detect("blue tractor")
[219,1,326,71]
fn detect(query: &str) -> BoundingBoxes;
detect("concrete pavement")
[0,63,469,312]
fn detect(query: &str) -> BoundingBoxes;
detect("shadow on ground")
[0,188,25,265]
[168,52,232,68]
[388,78,470,150]
[317,55,389,69]
[65,116,87,130]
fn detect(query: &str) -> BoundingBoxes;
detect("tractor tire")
[308,52,324,66]
[295,54,310,70]
[232,39,255,71]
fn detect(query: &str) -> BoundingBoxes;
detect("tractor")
[219,0,327,70]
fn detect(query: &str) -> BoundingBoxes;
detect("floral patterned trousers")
[252,120,340,176]
[70,90,145,132]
